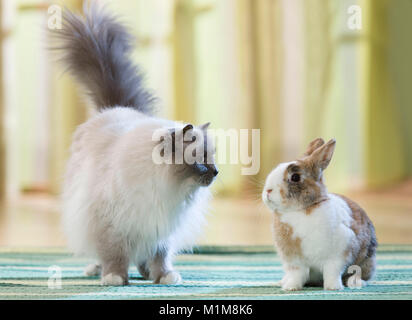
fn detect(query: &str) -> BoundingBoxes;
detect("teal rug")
[0,245,411,299]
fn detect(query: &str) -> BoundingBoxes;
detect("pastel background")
[0,0,411,247]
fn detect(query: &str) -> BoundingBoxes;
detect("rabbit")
[262,138,377,291]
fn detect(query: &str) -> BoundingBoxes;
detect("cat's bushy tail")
[53,2,155,114]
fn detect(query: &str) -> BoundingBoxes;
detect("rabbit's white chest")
[277,197,354,268]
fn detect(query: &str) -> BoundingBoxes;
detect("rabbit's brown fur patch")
[273,210,302,259]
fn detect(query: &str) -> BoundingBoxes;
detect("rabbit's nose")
[266,189,273,194]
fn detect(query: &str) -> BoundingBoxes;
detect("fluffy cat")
[262,138,377,291]
[55,3,218,285]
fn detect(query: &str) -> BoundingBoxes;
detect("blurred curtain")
[173,0,284,194]
[246,0,283,182]
[49,0,86,194]
[386,0,412,178]
[303,0,411,190]
[303,0,366,191]
[1,0,85,197]
[364,0,411,187]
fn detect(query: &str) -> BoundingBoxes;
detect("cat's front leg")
[149,248,182,285]
[97,239,129,286]
[281,264,309,291]
[100,257,129,286]
[138,262,151,280]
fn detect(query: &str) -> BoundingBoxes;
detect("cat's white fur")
[62,107,211,284]
[263,162,356,291]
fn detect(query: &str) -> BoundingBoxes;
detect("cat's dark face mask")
[169,123,218,187]
[187,123,218,186]
[192,162,219,186]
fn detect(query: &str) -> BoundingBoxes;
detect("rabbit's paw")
[282,279,303,291]
[324,279,343,291]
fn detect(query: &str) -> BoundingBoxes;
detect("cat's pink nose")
[266,189,273,194]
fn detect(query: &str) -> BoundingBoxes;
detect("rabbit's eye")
[291,173,300,182]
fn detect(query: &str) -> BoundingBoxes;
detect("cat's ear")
[309,138,336,171]
[303,138,325,157]
[166,125,194,153]
[182,124,193,135]
[199,122,211,131]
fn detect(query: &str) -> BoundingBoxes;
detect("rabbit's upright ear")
[303,138,325,157]
[310,139,336,171]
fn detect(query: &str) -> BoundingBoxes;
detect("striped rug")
[0,245,411,299]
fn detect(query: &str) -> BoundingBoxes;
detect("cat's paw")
[84,263,101,276]
[158,271,182,285]
[101,273,127,286]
